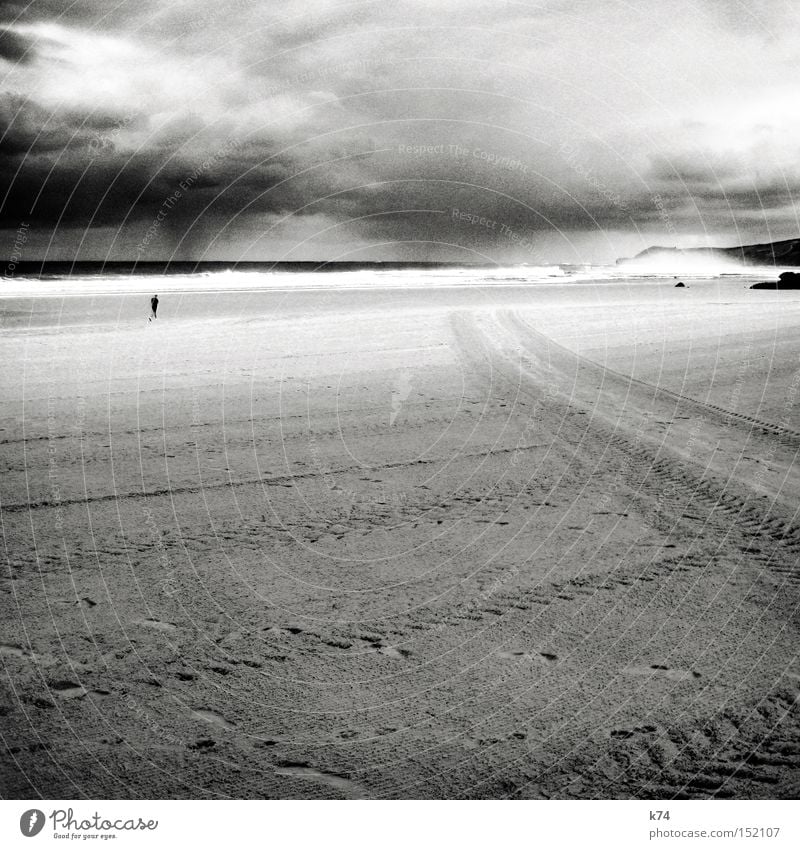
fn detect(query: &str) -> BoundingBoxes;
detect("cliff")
[618,237,800,267]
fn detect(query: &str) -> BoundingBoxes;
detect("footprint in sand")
[338,729,359,740]
[188,738,217,751]
[274,761,370,799]
[175,670,198,681]
[190,709,234,730]
[135,618,177,633]
[496,649,559,665]
[376,644,410,659]
[322,637,353,650]
[624,664,701,682]
[610,725,657,740]
[361,639,410,659]
[49,680,87,700]
[89,688,112,701]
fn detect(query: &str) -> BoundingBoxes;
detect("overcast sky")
[1,0,799,263]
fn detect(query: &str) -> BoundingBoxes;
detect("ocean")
[0,260,783,298]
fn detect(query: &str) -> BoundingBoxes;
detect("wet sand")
[1,277,799,799]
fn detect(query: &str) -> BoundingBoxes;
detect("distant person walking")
[149,294,159,321]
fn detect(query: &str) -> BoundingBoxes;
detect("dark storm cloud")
[0,94,138,156]
[2,0,800,260]
[648,153,743,186]
[0,0,159,30]
[0,26,34,62]
[0,99,309,228]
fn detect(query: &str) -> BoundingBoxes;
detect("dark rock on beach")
[750,271,800,290]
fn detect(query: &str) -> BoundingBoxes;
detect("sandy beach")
[1,274,799,799]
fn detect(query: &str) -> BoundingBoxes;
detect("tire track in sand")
[450,309,800,574]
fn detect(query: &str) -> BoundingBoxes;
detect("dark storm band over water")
[5,261,505,279]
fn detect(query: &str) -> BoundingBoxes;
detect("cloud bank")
[1,0,799,262]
